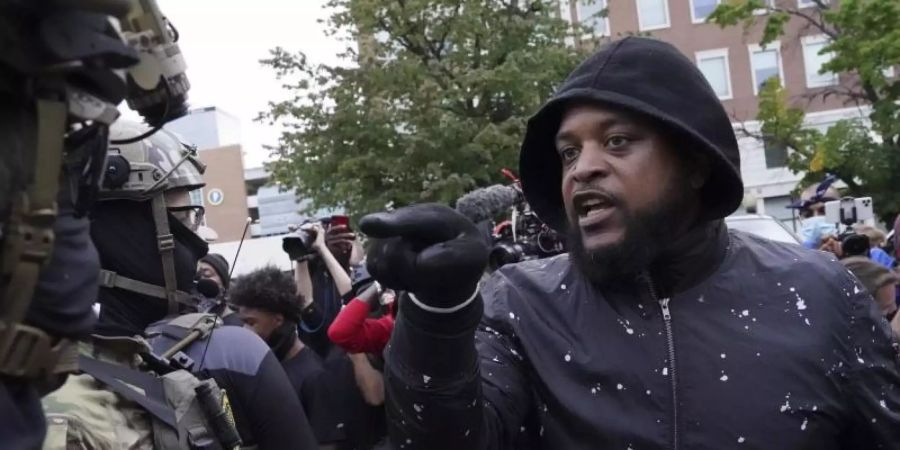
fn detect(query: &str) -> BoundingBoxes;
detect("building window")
[797,0,827,8]
[802,35,839,88]
[764,139,788,169]
[753,0,776,14]
[749,43,783,94]
[691,0,721,23]
[636,0,670,30]
[577,0,609,36]
[695,48,732,99]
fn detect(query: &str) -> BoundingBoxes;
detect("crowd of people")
[4,4,900,448]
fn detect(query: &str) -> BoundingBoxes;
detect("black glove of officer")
[360,204,489,311]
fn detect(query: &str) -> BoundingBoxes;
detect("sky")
[120,0,345,168]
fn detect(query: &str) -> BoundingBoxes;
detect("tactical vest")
[78,314,246,450]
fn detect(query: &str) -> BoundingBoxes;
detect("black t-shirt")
[282,346,346,445]
[318,352,387,450]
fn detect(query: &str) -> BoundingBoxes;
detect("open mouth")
[574,191,616,219]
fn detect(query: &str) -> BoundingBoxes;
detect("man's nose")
[571,143,611,183]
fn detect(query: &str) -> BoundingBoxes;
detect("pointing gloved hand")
[360,203,489,311]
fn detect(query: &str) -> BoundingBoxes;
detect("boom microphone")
[455,184,521,224]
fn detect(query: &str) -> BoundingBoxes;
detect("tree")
[709,0,900,222]
[258,0,588,219]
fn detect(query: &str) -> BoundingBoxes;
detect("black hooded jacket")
[385,230,900,450]
[381,37,900,449]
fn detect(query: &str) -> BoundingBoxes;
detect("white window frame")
[559,0,574,21]
[690,0,721,24]
[636,0,670,31]
[748,42,785,95]
[802,35,839,88]
[753,0,775,15]
[798,0,827,8]
[695,48,733,100]
[576,0,610,37]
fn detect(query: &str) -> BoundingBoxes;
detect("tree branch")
[768,6,838,40]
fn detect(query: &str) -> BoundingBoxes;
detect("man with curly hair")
[229,266,343,445]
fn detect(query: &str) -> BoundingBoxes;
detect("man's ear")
[274,313,285,327]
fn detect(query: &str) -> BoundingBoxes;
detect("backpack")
[79,313,244,450]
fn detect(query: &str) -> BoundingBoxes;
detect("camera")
[282,226,317,261]
[488,204,565,271]
[822,197,876,259]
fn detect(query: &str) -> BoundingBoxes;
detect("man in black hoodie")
[360,37,900,449]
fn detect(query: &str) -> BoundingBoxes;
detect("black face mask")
[91,199,209,337]
[266,321,298,361]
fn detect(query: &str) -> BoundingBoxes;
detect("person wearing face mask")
[196,253,242,325]
[229,265,350,449]
[42,121,318,450]
[789,180,840,249]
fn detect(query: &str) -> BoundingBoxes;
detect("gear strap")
[151,195,180,316]
[98,269,197,309]
[78,355,177,428]
[0,97,70,378]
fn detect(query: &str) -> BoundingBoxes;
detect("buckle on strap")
[98,269,117,288]
[157,233,175,252]
[19,205,58,265]
[0,320,71,378]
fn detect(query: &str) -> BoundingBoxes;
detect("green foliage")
[709,0,900,221]
[258,0,587,219]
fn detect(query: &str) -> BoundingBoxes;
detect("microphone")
[196,278,220,299]
[455,184,521,224]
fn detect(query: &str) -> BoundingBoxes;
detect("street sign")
[207,188,225,206]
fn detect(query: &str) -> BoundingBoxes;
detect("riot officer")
[42,121,318,449]
[1,2,139,447]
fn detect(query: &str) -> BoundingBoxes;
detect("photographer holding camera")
[288,221,353,358]
[286,223,389,448]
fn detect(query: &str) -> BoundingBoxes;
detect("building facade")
[559,0,888,224]
[165,106,242,150]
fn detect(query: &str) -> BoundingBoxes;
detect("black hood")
[519,36,743,231]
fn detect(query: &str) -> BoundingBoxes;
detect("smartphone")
[824,197,873,225]
[331,215,351,230]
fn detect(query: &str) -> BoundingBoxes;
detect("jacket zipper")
[659,297,678,450]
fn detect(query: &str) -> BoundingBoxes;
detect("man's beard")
[568,186,691,287]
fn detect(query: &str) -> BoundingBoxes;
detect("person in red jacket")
[328,281,396,355]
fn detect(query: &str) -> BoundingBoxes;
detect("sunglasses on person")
[168,204,206,231]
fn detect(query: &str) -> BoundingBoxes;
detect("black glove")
[360,203,489,309]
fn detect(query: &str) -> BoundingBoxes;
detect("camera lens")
[489,243,526,271]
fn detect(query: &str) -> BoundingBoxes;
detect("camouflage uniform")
[42,337,154,450]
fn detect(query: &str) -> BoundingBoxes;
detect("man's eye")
[559,146,580,162]
[606,135,630,148]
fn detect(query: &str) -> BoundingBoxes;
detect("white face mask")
[799,215,837,243]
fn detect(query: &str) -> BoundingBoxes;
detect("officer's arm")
[385,280,533,450]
